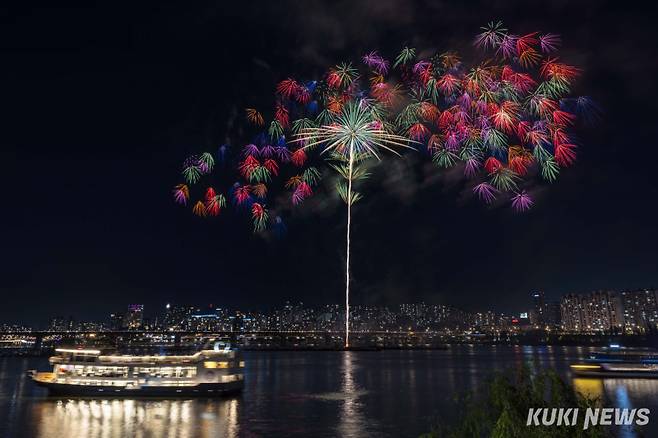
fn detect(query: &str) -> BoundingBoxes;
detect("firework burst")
[171,22,593,347]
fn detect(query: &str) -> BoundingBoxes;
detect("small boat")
[28,344,244,396]
[570,345,658,378]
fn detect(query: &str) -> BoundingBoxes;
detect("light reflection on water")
[1,346,657,437]
[336,351,373,437]
[30,398,239,438]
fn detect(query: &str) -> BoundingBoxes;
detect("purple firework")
[242,144,259,157]
[464,158,481,178]
[362,51,389,75]
[275,146,291,163]
[260,144,276,158]
[539,33,561,53]
[473,182,498,204]
[511,191,534,211]
[497,34,518,58]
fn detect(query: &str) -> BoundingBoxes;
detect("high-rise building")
[560,291,623,333]
[544,301,562,329]
[163,304,196,330]
[473,311,500,332]
[187,306,233,331]
[620,288,658,333]
[583,291,623,331]
[529,292,561,330]
[109,312,124,330]
[530,292,545,328]
[124,304,144,330]
[560,294,583,332]
[48,316,67,331]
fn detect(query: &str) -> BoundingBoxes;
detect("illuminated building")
[188,307,233,331]
[583,291,623,332]
[109,313,124,330]
[163,304,196,330]
[48,316,68,332]
[8,292,658,339]
[474,311,498,332]
[560,291,623,333]
[620,288,658,333]
[123,305,144,330]
[560,294,584,332]
[529,292,561,330]
[544,301,562,329]
[530,292,545,328]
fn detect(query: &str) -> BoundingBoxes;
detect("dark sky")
[2,1,657,325]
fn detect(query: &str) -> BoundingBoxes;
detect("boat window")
[59,366,129,378]
[204,361,229,369]
[133,366,197,378]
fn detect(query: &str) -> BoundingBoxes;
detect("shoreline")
[2,340,658,357]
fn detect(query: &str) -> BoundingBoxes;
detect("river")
[1,346,656,437]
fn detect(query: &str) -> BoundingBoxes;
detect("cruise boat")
[28,345,244,396]
[570,346,658,378]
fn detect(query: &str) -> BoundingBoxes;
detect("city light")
[55,348,102,355]
[3,288,657,353]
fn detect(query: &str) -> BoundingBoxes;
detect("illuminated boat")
[570,346,658,378]
[28,345,244,396]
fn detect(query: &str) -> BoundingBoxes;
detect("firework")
[393,47,416,68]
[475,21,507,49]
[251,183,268,199]
[233,183,252,205]
[362,51,390,74]
[296,103,414,158]
[171,22,592,347]
[511,190,534,211]
[276,78,298,98]
[292,182,312,205]
[182,164,201,184]
[192,201,206,217]
[327,62,358,88]
[172,184,189,205]
[245,108,264,126]
[293,102,415,346]
[203,187,226,216]
[290,149,307,167]
[473,182,498,204]
[239,155,259,179]
[251,203,269,232]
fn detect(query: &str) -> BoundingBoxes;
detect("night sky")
[2,1,657,325]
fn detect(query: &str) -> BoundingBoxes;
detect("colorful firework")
[245,108,264,126]
[511,190,534,212]
[172,22,593,347]
[172,184,189,205]
[473,182,498,204]
[251,203,269,232]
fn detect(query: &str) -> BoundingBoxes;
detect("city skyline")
[3,281,657,326]
[5,287,658,336]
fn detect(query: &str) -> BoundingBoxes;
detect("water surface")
[1,346,656,437]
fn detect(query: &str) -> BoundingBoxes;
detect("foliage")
[420,368,607,438]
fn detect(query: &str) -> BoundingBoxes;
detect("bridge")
[0,329,450,351]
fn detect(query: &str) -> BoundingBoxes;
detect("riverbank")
[3,332,658,356]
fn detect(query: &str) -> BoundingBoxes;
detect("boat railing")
[96,350,236,365]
